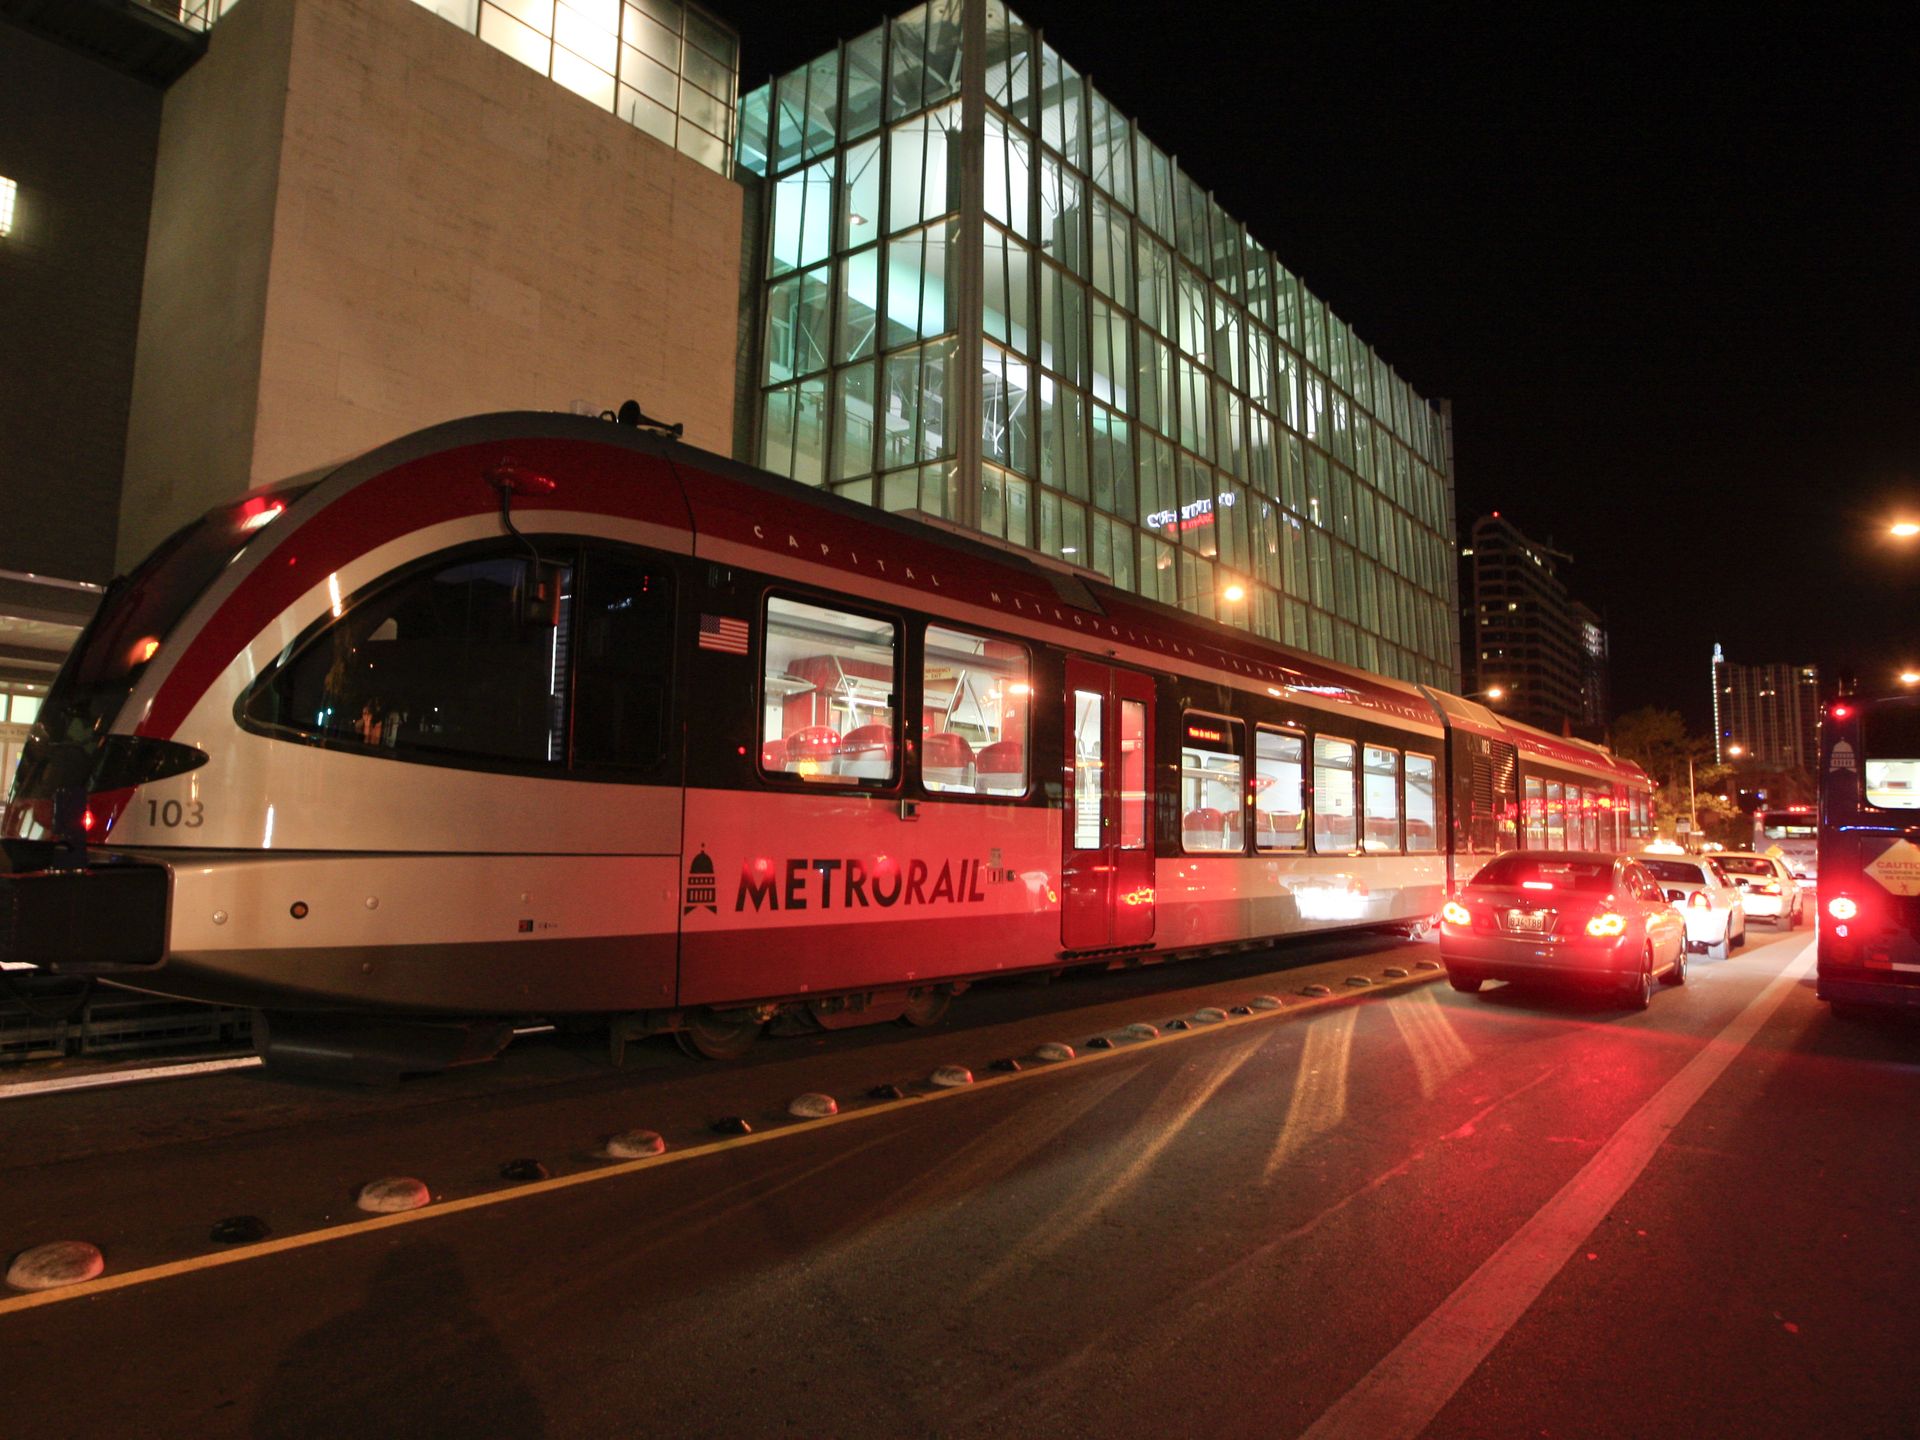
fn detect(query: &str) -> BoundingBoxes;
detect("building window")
[0,176,15,238]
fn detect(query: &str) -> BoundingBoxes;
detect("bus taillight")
[1828,896,1858,921]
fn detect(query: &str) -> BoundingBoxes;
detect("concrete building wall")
[0,23,163,582]
[119,0,743,568]
[119,0,292,570]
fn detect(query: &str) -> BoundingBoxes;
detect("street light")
[1902,671,1920,686]
[1892,521,1920,538]
[1727,742,1745,758]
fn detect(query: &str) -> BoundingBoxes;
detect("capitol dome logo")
[685,846,717,914]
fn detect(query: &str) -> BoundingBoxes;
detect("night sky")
[715,0,1918,729]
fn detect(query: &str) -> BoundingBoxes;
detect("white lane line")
[0,1024,557,1102]
[0,1056,261,1100]
[1301,937,1817,1440]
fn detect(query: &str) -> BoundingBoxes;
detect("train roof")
[269,410,1648,780]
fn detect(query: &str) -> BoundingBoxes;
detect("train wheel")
[898,987,952,1027]
[676,1009,762,1060]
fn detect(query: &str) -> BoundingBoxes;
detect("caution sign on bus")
[1864,838,1920,896]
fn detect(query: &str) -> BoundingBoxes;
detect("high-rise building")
[1712,646,1819,771]
[1461,513,1609,735]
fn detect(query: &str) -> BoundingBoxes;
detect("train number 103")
[145,798,205,828]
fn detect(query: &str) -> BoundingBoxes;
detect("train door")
[1062,658,1155,952]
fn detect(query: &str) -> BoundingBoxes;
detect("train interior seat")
[1182,807,1229,850]
[976,739,1025,795]
[784,726,842,778]
[923,730,975,791]
[836,724,895,781]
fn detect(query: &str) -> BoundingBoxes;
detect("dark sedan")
[1439,851,1690,1009]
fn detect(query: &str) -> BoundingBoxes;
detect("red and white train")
[1,411,1652,1074]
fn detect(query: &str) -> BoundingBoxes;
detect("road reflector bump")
[1251,995,1282,1010]
[930,1065,974,1088]
[1124,1023,1160,1040]
[1167,1018,1192,1031]
[710,1116,753,1135]
[868,1083,906,1101]
[6,1241,104,1292]
[989,1058,1022,1073]
[1301,984,1333,997]
[1087,1036,1115,1050]
[1035,1042,1076,1062]
[500,1158,548,1182]
[788,1092,838,1118]
[1230,1004,1253,1016]
[356,1177,430,1214]
[602,1130,665,1159]
[1345,976,1373,987]
[1384,966,1410,978]
[209,1216,269,1246]
[1415,960,1441,971]
[1194,1007,1228,1023]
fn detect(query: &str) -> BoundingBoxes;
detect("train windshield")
[7,487,310,818]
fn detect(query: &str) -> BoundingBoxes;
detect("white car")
[1713,851,1805,927]
[1639,853,1747,958]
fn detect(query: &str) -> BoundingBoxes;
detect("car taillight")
[1441,900,1472,927]
[1586,911,1628,937]
[1828,896,1858,921]
[1756,883,1780,895]
[1689,891,1711,909]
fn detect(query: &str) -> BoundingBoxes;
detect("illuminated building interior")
[736,0,1461,687]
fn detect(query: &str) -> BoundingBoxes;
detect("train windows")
[1119,698,1148,848]
[1181,713,1245,853]
[1312,735,1357,853]
[1545,781,1567,850]
[1072,689,1103,849]
[1254,727,1306,852]
[571,554,675,772]
[245,550,576,768]
[922,625,1029,796]
[1362,745,1401,852]
[760,596,899,786]
[1405,753,1438,851]
[1523,776,1545,848]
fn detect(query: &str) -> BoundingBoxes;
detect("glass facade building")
[736,0,1460,687]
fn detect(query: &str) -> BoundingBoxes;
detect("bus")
[1816,695,1920,1018]
[1752,806,1819,886]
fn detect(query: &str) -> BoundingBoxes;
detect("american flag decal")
[698,614,750,655]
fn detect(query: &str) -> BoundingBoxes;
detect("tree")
[1610,706,1733,838]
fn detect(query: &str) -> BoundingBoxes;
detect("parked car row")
[1437,847,1802,1011]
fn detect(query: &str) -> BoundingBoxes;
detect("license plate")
[1506,910,1547,934]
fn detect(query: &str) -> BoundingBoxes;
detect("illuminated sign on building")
[1144,491,1238,534]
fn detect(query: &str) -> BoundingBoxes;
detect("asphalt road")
[2,922,1914,1439]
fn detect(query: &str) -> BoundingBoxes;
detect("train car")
[1,411,1650,1075]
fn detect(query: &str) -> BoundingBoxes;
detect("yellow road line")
[0,966,1440,1317]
